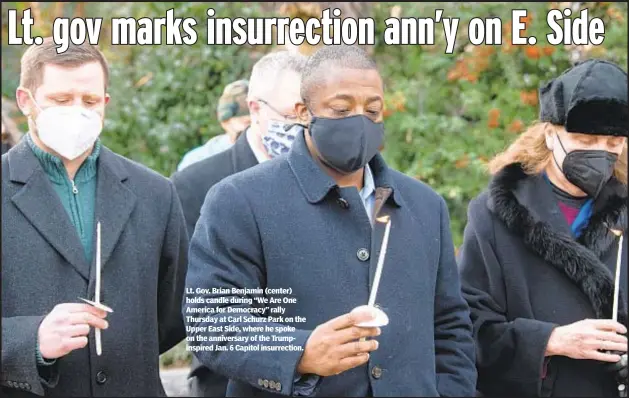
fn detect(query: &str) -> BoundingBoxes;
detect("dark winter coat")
[171,130,258,396]
[1,139,188,397]
[184,130,477,397]
[458,163,628,397]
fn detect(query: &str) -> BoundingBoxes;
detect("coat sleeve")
[170,171,200,239]
[157,181,189,354]
[433,197,478,397]
[184,180,314,396]
[458,196,558,397]
[1,315,59,395]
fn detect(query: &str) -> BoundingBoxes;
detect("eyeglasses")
[256,98,299,122]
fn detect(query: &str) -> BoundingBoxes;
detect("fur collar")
[488,163,627,322]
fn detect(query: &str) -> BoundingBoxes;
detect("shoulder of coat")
[228,156,288,187]
[467,190,499,239]
[102,146,172,194]
[388,169,442,205]
[171,150,233,191]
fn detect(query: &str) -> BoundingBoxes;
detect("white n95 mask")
[26,90,103,160]
[35,105,103,160]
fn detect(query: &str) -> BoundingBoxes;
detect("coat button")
[371,366,383,379]
[96,371,107,385]
[276,382,282,391]
[258,378,264,387]
[357,248,370,262]
[269,380,276,389]
[263,379,269,388]
[25,383,31,391]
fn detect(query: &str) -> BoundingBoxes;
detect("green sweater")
[26,134,101,263]
[27,134,101,367]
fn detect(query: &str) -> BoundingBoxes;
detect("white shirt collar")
[360,163,376,200]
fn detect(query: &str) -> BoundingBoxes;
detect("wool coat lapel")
[8,140,90,281]
[94,147,137,272]
[488,163,628,323]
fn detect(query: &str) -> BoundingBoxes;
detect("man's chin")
[29,131,85,162]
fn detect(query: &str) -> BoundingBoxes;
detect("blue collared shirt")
[292,164,376,395]
[360,164,376,224]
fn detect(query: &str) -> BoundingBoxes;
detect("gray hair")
[301,45,378,107]
[247,50,307,101]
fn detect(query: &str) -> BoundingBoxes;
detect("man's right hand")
[38,303,109,360]
[297,306,381,377]
[545,319,627,362]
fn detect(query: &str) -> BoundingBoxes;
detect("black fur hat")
[539,59,628,137]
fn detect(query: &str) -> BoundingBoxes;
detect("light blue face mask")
[262,120,300,158]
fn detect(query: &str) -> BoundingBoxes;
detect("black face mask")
[553,135,618,198]
[307,114,384,174]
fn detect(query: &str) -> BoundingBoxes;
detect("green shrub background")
[2,1,627,367]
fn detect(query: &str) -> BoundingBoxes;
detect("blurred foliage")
[100,2,270,173]
[2,2,267,172]
[103,2,265,173]
[1,0,628,367]
[373,1,628,242]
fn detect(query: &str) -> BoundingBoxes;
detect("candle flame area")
[376,215,390,223]
[610,228,623,237]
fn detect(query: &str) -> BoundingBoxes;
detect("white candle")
[95,221,102,356]
[613,234,623,323]
[368,217,391,307]
[95,222,101,303]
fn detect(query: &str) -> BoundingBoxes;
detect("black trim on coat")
[488,163,627,323]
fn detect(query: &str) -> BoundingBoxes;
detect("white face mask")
[27,91,103,160]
